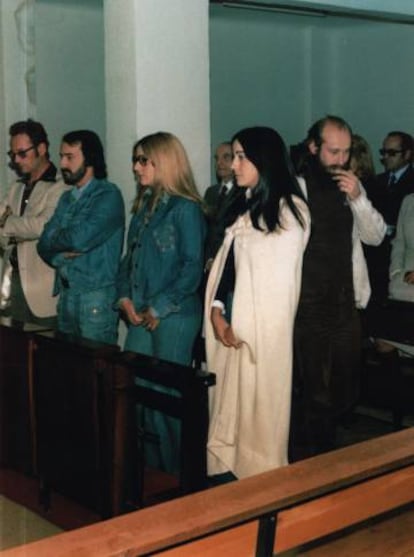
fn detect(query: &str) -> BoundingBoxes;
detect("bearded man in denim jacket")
[38,130,125,344]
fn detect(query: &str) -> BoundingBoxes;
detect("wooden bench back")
[366,299,414,344]
[2,428,414,556]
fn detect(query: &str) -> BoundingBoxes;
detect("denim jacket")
[117,194,206,318]
[38,178,125,295]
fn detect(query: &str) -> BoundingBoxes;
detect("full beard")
[62,163,88,185]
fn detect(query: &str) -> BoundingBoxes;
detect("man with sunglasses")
[365,131,414,301]
[374,131,414,229]
[0,119,68,325]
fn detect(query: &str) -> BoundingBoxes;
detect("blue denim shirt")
[117,194,206,318]
[38,178,125,294]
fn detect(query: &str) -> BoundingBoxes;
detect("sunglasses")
[379,148,405,157]
[132,154,153,166]
[7,145,36,161]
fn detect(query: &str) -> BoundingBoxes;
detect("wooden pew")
[31,332,214,517]
[0,318,52,475]
[2,428,414,556]
[110,351,215,513]
[32,330,120,517]
[365,298,414,345]
[362,299,414,426]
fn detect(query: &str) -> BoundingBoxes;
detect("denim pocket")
[79,288,118,343]
[153,225,175,253]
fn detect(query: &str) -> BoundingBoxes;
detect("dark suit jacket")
[203,183,242,262]
[204,183,221,212]
[366,165,414,228]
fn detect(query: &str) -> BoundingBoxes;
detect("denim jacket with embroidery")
[117,194,206,319]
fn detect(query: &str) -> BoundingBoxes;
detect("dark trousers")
[291,301,361,457]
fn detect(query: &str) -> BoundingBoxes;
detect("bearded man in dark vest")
[292,115,386,458]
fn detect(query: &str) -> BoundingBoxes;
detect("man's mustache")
[8,160,24,177]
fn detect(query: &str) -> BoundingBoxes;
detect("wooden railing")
[2,428,414,556]
[0,318,50,475]
[0,319,215,518]
[2,317,414,555]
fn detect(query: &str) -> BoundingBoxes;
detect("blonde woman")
[118,131,205,362]
[117,132,206,472]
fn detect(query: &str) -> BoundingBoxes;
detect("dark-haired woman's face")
[231,140,259,188]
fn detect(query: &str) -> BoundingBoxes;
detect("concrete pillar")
[104,0,211,205]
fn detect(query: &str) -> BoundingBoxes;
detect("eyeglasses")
[132,154,153,166]
[379,148,405,157]
[7,145,36,161]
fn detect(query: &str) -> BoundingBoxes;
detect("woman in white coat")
[205,126,310,480]
[390,194,414,302]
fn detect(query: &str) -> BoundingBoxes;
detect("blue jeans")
[57,285,118,344]
[124,311,201,475]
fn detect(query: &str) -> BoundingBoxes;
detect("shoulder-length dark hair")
[62,130,107,179]
[231,126,306,232]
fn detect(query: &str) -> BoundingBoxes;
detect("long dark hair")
[231,126,306,232]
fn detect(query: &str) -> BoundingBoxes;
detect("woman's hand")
[120,298,143,326]
[141,308,160,331]
[211,307,241,348]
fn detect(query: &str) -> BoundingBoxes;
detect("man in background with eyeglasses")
[365,131,414,301]
[203,142,244,272]
[0,119,68,325]
[374,131,414,230]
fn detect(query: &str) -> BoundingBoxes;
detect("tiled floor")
[0,468,100,551]
[0,495,61,551]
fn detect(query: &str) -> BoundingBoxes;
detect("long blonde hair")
[350,134,375,181]
[132,132,202,213]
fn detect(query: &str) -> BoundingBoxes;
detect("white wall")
[209,5,414,174]
[35,0,105,164]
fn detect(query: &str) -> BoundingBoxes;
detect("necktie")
[388,173,396,187]
[217,185,227,206]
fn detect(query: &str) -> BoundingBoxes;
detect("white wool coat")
[389,193,414,301]
[346,187,387,308]
[206,197,310,479]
